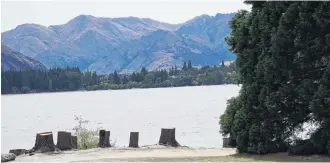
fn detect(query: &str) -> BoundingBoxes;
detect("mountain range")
[1,13,235,74]
[1,44,46,71]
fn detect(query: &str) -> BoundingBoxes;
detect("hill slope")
[1,13,234,74]
[1,44,47,71]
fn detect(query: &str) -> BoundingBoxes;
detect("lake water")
[1,85,240,152]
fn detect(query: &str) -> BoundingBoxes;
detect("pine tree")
[188,60,192,69]
[113,71,121,84]
[141,67,148,76]
[122,76,129,84]
[182,62,187,70]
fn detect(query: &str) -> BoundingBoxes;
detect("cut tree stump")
[222,138,231,148]
[71,136,78,149]
[129,132,139,148]
[32,132,56,153]
[56,131,73,150]
[158,128,180,147]
[98,130,111,148]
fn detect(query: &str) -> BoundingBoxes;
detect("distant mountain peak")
[2,13,235,74]
[13,23,49,32]
[70,14,96,23]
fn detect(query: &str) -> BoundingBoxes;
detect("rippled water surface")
[1,85,240,152]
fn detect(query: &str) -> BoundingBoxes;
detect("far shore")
[1,84,240,96]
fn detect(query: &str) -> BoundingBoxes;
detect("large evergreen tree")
[220,1,330,155]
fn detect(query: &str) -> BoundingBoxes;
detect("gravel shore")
[12,146,237,162]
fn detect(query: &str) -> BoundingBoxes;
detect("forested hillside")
[220,1,330,155]
[1,61,238,94]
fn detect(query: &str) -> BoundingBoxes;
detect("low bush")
[72,115,99,150]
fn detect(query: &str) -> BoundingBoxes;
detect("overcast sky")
[1,0,251,32]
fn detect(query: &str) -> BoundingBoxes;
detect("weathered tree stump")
[71,136,78,149]
[158,128,180,147]
[129,132,139,148]
[56,131,73,150]
[9,149,26,156]
[32,132,56,153]
[222,138,231,148]
[98,130,111,148]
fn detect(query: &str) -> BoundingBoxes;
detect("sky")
[1,0,251,32]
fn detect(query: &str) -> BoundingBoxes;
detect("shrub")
[289,140,312,155]
[72,115,99,150]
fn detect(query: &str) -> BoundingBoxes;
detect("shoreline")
[10,146,330,162]
[1,84,240,96]
[12,146,237,162]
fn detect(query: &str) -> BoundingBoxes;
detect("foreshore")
[12,145,237,162]
[11,145,330,162]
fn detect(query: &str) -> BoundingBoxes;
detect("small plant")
[110,139,117,147]
[72,115,99,150]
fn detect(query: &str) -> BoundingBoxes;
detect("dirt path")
[13,146,237,162]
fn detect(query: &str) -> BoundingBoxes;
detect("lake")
[1,85,240,152]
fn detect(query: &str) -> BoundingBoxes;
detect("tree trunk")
[222,138,232,148]
[98,130,111,148]
[56,131,73,150]
[32,132,56,153]
[129,132,139,148]
[158,128,180,147]
[71,136,78,149]
[159,128,169,144]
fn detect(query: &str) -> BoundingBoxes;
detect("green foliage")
[113,71,121,84]
[188,60,192,69]
[2,62,237,94]
[72,115,99,150]
[182,62,187,71]
[220,1,330,155]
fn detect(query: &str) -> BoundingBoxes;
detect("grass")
[200,153,330,162]
[72,153,330,162]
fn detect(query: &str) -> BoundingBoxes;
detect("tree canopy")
[2,61,237,94]
[220,1,330,155]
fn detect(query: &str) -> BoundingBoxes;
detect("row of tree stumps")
[98,128,180,148]
[31,131,77,153]
[9,128,180,156]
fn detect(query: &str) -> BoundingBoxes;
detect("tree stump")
[98,130,111,148]
[129,132,139,148]
[56,131,73,150]
[32,132,56,153]
[222,138,231,148]
[71,136,78,149]
[158,128,180,147]
[9,149,26,156]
